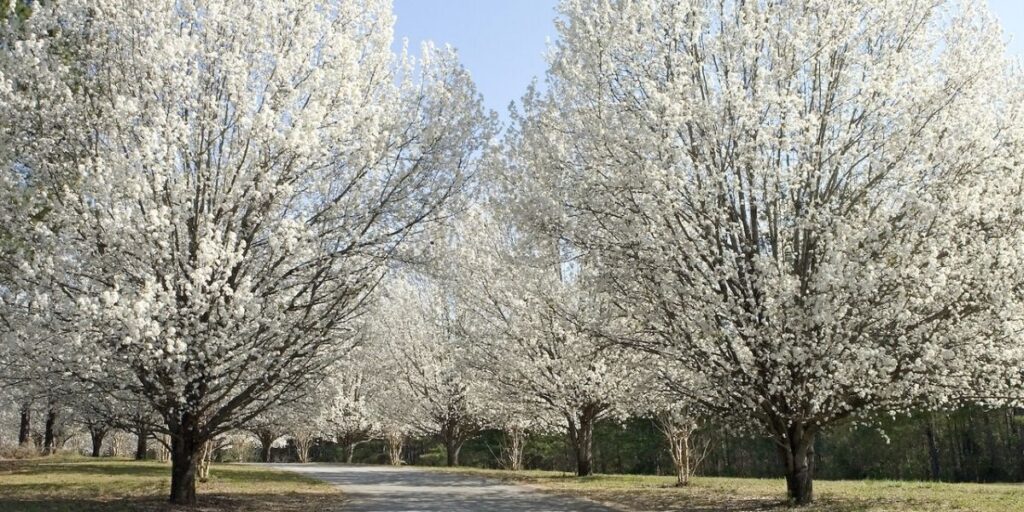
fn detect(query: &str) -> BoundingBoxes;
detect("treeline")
[238,407,1024,484]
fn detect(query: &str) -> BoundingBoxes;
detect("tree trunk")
[567,405,599,477]
[109,431,126,457]
[444,436,463,467]
[294,435,313,463]
[572,425,593,477]
[43,404,58,455]
[346,442,356,463]
[657,414,696,486]
[775,425,815,505]
[675,434,691,486]
[198,440,213,481]
[135,424,149,460]
[18,402,31,446]
[156,434,171,463]
[337,432,364,464]
[925,415,942,480]
[440,416,471,467]
[257,431,276,463]
[501,426,526,471]
[168,414,204,506]
[90,427,107,457]
[385,431,404,466]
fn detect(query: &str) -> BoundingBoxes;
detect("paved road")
[261,463,620,512]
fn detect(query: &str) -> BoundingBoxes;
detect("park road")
[260,463,621,512]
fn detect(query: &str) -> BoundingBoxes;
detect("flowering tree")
[453,210,644,476]
[0,358,81,455]
[509,0,1023,503]
[0,297,70,452]
[474,378,556,471]
[370,273,483,467]
[363,374,423,466]
[286,386,333,464]
[322,358,376,463]
[634,363,711,487]
[0,0,490,504]
[244,407,290,464]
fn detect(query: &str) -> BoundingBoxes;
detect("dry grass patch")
[0,455,342,512]
[430,467,1024,511]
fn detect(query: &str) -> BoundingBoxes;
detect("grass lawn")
[0,455,342,511]
[432,467,1024,511]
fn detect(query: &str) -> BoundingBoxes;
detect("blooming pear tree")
[244,406,290,464]
[286,387,333,464]
[363,373,424,466]
[339,317,427,466]
[473,378,557,471]
[633,361,712,487]
[369,273,484,467]
[0,0,491,504]
[322,359,377,463]
[510,0,1024,503]
[453,209,645,476]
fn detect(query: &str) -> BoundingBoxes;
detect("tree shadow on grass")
[574,487,930,512]
[0,493,345,512]
[490,473,936,511]
[212,465,322,484]
[0,460,343,512]
[2,460,172,478]
[0,459,317,483]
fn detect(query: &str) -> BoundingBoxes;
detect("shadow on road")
[262,463,618,512]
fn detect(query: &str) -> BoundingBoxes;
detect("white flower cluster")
[0,0,490,492]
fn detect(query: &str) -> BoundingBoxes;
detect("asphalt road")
[261,463,620,512]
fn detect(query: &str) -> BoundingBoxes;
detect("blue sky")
[394,0,1024,117]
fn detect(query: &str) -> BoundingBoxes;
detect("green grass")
[0,455,342,511]
[8,456,1022,511]
[430,467,1024,511]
